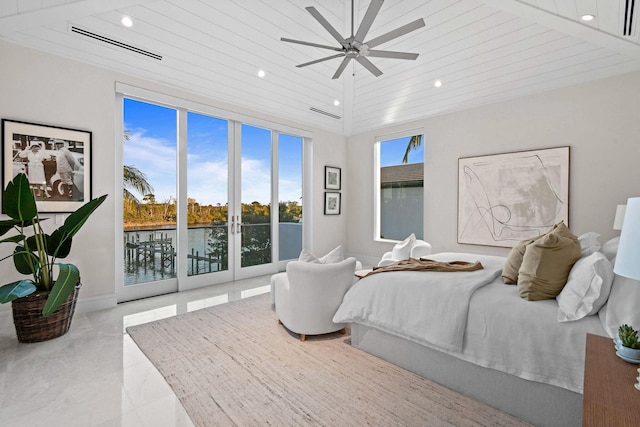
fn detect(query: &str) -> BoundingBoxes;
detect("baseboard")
[75,293,117,313]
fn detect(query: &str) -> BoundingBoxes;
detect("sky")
[123,98,422,206]
[123,98,302,206]
[380,136,424,167]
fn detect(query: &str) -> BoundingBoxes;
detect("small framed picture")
[324,192,341,215]
[325,165,341,190]
[2,119,92,213]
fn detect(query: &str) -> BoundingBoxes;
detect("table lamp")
[614,197,640,280]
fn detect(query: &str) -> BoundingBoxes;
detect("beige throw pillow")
[517,222,581,301]
[502,223,559,284]
[502,236,538,284]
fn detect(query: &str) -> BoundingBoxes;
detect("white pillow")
[391,233,416,260]
[578,232,601,257]
[599,273,640,338]
[298,246,344,264]
[557,252,614,322]
[601,236,620,262]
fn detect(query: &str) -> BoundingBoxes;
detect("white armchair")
[377,239,432,267]
[272,257,357,341]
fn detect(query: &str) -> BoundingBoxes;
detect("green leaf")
[62,195,107,238]
[13,246,38,275]
[0,234,27,244]
[42,263,79,317]
[0,219,21,237]
[47,195,106,259]
[3,174,37,222]
[0,280,36,303]
[49,228,72,258]
[25,234,51,253]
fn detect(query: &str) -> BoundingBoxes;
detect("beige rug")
[127,294,531,426]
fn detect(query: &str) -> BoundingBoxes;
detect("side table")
[583,333,640,426]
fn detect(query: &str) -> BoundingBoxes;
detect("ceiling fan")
[281,0,425,79]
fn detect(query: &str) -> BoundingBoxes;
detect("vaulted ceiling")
[2,0,640,136]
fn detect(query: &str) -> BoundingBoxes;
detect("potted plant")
[617,324,640,361]
[0,173,106,342]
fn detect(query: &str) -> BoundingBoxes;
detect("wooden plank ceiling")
[1,0,640,136]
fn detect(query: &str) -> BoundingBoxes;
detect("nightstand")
[583,333,640,426]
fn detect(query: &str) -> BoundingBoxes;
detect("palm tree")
[402,134,422,164]
[123,130,153,203]
[124,164,153,203]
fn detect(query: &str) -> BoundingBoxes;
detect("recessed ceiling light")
[581,14,595,22]
[434,79,443,88]
[121,16,133,27]
[334,100,340,106]
[258,69,266,78]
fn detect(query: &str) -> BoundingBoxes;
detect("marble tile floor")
[0,274,273,427]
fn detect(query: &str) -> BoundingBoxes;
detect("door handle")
[230,215,241,234]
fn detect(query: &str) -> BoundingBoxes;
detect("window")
[118,86,310,302]
[376,134,424,240]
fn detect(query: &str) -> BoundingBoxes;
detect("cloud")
[124,130,176,201]
[187,156,228,206]
[124,130,300,206]
[240,158,270,204]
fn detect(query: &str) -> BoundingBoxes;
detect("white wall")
[0,40,348,313]
[347,71,640,263]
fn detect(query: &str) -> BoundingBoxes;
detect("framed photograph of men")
[2,119,92,213]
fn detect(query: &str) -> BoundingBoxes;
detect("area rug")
[127,294,531,426]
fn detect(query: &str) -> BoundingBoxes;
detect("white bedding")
[334,252,607,393]
[333,253,504,352]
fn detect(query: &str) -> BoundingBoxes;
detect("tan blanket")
[365,258,483,277]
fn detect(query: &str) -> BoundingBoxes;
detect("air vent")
[70,26,162,60]
[622,0,636,37]
[309,107,341,120]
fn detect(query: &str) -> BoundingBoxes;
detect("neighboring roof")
[381,163,424,185]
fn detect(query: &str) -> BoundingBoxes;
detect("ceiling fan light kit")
[282,0,425,79]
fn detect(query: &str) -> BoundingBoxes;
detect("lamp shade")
[613,205,627,230]
[614,197,640,280]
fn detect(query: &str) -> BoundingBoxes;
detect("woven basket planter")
[11,284,81,343]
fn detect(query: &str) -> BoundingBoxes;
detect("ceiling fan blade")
[306,6,349,49]
[366,50,419,60]
[354,0,384,43]
[365,18,425,49]
[296,53,345,68]
[332,56,353,79]
[355,56,383,77]
[281,37,343,52]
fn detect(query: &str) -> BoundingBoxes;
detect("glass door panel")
[120,91,307,300]
[278,134,303,260]
[186,112,229,277]
[239,124,272,268]
[123,98,177,287]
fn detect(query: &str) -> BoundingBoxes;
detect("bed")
[333,251,627,427]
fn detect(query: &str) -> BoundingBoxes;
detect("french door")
[117,88,306,302]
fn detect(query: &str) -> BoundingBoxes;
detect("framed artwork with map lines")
[457,146,569,247]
